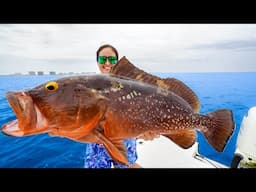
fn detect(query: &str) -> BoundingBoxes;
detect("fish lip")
[2,91,37,136]
[6,91,29,119]
[2,119,24,136]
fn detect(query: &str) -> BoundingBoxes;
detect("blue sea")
[0,73,255,168]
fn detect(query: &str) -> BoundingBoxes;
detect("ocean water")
[0,73,255,168]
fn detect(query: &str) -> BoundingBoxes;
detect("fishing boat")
[136,137,227,168]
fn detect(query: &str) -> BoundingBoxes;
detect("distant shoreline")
[0,71,256,76]
[0,72,97,76]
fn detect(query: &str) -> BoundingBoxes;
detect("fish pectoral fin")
[75,131,100,143]
[93,130,129,165]
[110,139,128,161]
[163,129,197,149]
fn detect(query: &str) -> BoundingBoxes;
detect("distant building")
[49,71,56,75]
[37,71,44,75]
[14,72,22,76]
[28,71,36,75]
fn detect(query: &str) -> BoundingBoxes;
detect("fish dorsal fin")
[111,56,200,113]
[92,129,129,165]
[160,78,200,113]
[111,56,157,84]
[163,129,197,149]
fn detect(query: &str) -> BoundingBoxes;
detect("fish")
[1,60,235,165]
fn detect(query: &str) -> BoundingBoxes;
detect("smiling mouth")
[103,66,112,71]
[2,91,46,136]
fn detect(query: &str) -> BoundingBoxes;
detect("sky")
[1,24,256,75]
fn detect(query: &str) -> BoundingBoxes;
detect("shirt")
[84,138,138,168]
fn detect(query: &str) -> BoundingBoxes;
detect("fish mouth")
[2,91,48,136]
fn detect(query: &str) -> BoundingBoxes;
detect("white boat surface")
[136,136,228,168]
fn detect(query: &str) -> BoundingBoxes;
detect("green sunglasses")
[98,56,118,65]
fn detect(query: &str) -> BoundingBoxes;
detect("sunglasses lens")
[98,56,107,64]
[108,56,117,64]
[98,56,117,65]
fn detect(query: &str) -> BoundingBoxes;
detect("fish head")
[2,76,107,137]
[2,91,41,137]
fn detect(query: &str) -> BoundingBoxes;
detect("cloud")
[1,24,256,74]
[190,40,256,51]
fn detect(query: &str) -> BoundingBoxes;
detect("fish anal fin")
[164,129,197,149]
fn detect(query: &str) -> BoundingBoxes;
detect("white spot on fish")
[126,94,131,99]
[156,87,169,96]
[111,87,119,92]
[91,89,97,93]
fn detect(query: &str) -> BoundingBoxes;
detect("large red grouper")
[1,59,235,165]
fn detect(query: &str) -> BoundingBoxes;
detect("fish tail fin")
[203,109,235,152]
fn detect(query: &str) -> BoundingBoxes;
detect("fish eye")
[45,81,59,92]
